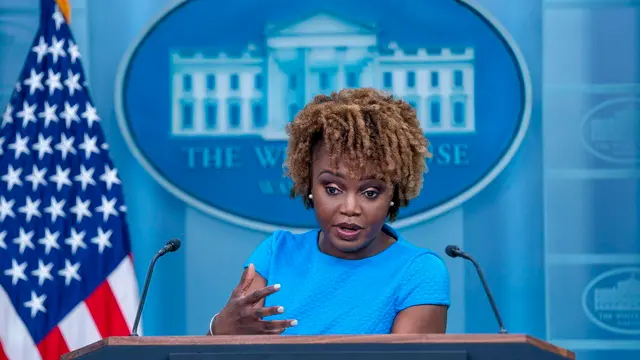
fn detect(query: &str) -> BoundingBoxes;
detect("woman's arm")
[391,305,448,333]
[392,253,450,334]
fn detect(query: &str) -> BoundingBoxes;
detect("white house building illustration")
[594,275,640,311]
[169,12,476,140]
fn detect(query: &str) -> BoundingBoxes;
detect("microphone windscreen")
[445,245,459,258]
[167,238,181,252]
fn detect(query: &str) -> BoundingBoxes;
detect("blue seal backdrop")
[116,0,530,231]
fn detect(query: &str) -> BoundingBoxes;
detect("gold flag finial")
[55,0,71,24]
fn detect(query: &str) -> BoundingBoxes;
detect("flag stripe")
[107,256,140,333]
[0,286,42,360]
[58,302,100,353]
[0,340,8,360]
[36,327,69,360]
[85,280,130,337]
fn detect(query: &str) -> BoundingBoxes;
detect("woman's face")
[310,141,395,259]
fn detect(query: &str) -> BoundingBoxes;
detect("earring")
[308,194,313,199]
[390,201,394,207]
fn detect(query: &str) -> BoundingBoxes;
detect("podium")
[61,334,575,360]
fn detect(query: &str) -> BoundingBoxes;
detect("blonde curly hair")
[283,88,431,221]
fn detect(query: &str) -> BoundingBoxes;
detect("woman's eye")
[325,186,340,194]
[364,190,379,198]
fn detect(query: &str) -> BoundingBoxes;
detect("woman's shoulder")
[384,225,449,272]
[260,228,319,252]
[384,227,450,305]
[263,228,317,241]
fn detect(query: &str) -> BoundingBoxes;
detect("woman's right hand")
[212,264,297,335]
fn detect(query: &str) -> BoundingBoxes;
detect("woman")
[208,88,450,335]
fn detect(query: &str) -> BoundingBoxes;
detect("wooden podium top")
[62,333,575,360]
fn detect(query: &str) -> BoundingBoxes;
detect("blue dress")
[244,224,451,335]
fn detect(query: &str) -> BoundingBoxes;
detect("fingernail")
[277,306,284,313]
[290,320,298,326]
[273,284,281,290]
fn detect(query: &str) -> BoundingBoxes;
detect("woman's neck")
[318,228,397,260]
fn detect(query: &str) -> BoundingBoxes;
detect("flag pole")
[55,0,71,24]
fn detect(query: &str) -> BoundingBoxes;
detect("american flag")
[0,1,140,359]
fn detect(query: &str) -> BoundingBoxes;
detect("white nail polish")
[273,284,281,290]
[277,306,285,313]
[290,320,298,326]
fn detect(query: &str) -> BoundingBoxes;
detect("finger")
[260,319,297,332]
[253,305,285,319]
[234,266,248,289]
[233,264,254,297]
[238,284,281,306]
[238,265,249,283]
[241,264,256,295]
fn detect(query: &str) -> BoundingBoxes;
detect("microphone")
[130,238,182,336]
[445,245,508,334]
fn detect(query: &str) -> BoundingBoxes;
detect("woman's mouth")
[334,223,363,240]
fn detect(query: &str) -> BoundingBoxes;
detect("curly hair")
[284,88,432,221]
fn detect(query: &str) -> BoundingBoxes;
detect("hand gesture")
[213,264,297,335]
